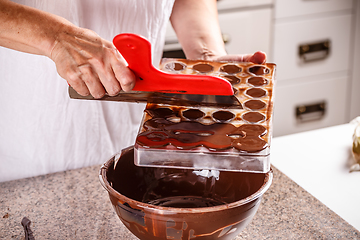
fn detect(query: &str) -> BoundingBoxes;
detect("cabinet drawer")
[273,77,349,137]
[272,13,352,81]
[275,0,353,19]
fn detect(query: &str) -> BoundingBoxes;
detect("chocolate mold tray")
[135,59,276,173]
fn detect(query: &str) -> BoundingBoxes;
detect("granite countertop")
[1,163,359,239]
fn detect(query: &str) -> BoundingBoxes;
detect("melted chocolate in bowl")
[100,146,272,240]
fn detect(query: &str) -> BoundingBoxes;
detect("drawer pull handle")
[299,40,330,62]
[296,101,326,122]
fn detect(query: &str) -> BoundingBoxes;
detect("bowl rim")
[99,146,273,214]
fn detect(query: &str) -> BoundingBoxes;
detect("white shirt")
[0,0,175,182]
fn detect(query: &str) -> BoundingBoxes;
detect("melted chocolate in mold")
[246,88,267,98]
[220,64,241,74]
[212,111,235,122]
[182,109,205,120]
[244,100,266,110]
[135,59,276,156]
[230,124,268,152]
[192,63,214,73]
[223,75,240,85]
[230,124,267,137]
[145,132,168,141]
[164,62,186,71]
[248,66,270,76]
[233,136,268,153]
[248,77,268,86]
[137,115,268,152]
[242,124,267,136]
[146,107,175,118]
[242,112,265,123]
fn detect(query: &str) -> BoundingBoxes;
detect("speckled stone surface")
[1,165,359,239]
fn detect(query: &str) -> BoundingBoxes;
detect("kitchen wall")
[164,0,360,137]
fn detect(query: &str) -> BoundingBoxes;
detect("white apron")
[0,0,175,182]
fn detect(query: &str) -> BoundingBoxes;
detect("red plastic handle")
[113,33,234,96]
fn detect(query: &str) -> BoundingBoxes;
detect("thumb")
[248,51,267,64]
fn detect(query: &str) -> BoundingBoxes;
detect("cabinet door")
[273,77,349,137]
[218,8,272,56]
[272,13,352,81]
[275,0,353,19]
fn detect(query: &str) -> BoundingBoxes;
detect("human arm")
[170,0,266,63]
[0,0,135,98]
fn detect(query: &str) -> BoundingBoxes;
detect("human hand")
[50,26,136,98]
[210,51,267,64]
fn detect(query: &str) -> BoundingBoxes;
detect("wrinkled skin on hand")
[50,27,136,98]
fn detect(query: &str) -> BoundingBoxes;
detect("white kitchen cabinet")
[163,0,273,57]
[271,0,356,136]
[218,8,272,56]
[273,13,352,81]
[273,76,349,136]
